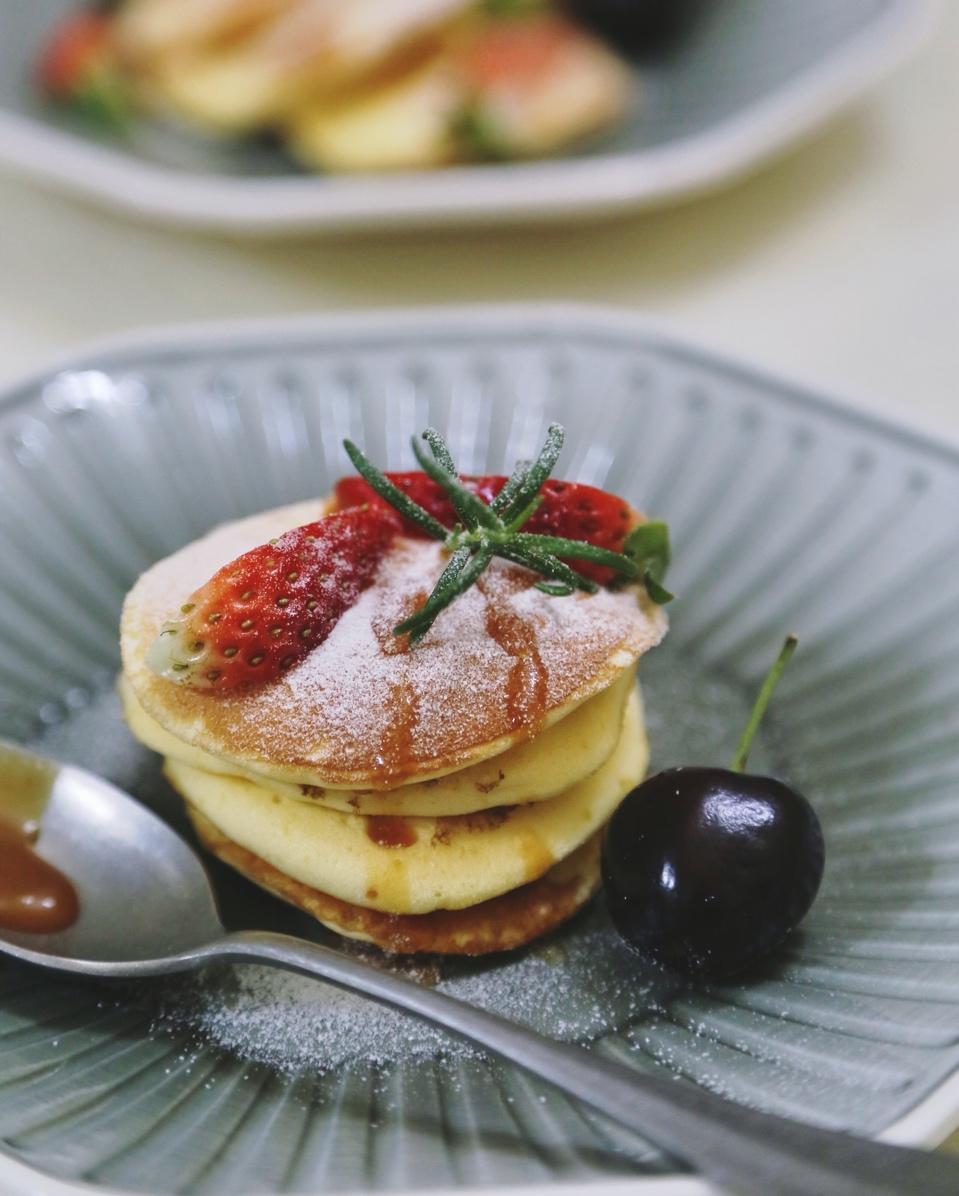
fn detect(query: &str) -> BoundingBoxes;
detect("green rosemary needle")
[343,439,447,541]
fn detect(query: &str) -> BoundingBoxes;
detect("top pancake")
[120,665,635,816]
[121,499,667,789]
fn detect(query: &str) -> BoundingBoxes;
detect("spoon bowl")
[0,741,223,967]
[1,741,957,1196]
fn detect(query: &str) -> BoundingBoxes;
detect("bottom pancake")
[188,804,602,955]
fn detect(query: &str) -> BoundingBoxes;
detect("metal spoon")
[1,744,957,1196]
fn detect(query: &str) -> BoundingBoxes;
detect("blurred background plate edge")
[0,0,940,235]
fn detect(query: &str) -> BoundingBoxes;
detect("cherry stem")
[731,634,798,773]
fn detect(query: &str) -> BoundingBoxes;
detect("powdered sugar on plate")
[146,909,663,1076]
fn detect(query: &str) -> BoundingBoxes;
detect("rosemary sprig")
[421,427,475,530]
[342,425,672,643]
[411,434,499,531]
[496,423,564,524]
[534,581,576,597]
[343,439,448,541]
[421,427,457,474]
[495,543,597,594]
[511,533,638,577]
[395,547,492,638]
[490,459,532,516]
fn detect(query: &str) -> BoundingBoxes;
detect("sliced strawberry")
[525,478,633,584]
[332,472,634,585]
[461,12,573,92]
[148,506,400,691]
[452,9,632,161]
[37,9,115,99]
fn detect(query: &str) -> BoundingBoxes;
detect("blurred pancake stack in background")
[41,0,639,171]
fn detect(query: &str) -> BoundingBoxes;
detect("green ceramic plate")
[0,0,936,232]
[1,307,958,1195]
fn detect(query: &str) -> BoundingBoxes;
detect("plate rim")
[0,302,956,1195]
[0,0,939,233]
[3,301,959,464]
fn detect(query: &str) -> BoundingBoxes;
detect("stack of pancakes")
[120,499,667,955]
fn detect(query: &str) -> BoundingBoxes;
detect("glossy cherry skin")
[603,767,825,978]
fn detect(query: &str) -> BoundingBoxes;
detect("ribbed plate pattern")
[1,309,958,1192]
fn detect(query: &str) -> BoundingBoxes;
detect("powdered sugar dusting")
[146,909,663,1075]
[124,508,667,786]
[275,540,512,773]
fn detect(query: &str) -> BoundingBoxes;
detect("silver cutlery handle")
[205,930,959,1196]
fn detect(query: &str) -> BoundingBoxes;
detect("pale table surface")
[1,8,957,439]
[0,0,957,1159]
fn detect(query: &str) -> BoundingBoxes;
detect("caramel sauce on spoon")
[0,748,79,934]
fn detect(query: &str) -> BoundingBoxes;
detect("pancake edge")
[189,804,603,956]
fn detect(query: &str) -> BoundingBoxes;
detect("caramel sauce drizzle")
[371,679,419,786]
[368,590,426,786]
[365,816,417,849]
[0,750,79,935]
[481,585,548,735]
[362,575,549,789]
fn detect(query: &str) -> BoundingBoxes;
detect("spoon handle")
[204,930,959,1196]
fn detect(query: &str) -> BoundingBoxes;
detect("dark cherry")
[563,0,707,54]
[603,767,824,977]
[603,635,826,978]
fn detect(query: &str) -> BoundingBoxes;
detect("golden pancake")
[286,54,460,173]
[130,0,475,132]
[162,687,646,915]
[115,0,296,65]
[190,806,602,956]
[122,500,666,790]
[120,666,635,816]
